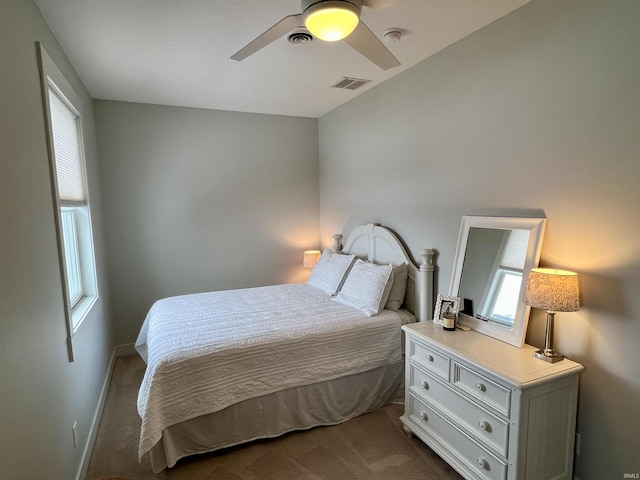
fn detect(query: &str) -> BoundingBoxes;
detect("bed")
[134,224,435,472]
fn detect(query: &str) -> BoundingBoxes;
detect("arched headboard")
[332,224,435,322]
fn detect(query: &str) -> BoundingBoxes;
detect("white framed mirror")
[449,216,547,347]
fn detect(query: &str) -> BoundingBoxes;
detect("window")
[60,207,83,306]
[47,79,99,331]
[38,44,99,357]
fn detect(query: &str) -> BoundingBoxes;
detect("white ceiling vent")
[288,29,314,46]
[332,77,372,90]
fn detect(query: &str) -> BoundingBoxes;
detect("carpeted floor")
[85,355,462,480]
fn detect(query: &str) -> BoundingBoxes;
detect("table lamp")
[303,250,321,268]
[523,268,580,362]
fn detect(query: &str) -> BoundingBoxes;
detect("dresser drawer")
[408,337,450,381]
[409,365,509,457]
[408,394,507,480]
[453,363,511,417]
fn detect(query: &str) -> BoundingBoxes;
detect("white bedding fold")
[135,283,404,460]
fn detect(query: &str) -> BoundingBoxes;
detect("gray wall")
[94,101,319,343]
[0,2,114,479]
[319,0,640,478]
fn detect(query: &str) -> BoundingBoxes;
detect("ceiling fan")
[231,0,402,70]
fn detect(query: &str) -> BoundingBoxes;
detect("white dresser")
[400,322,584,480]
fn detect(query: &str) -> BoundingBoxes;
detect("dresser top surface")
[403,322,584,387]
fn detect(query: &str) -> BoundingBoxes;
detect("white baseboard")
[75,343,137,480]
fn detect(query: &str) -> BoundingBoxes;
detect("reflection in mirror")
[450,216,547,348]
[458,228,530,328]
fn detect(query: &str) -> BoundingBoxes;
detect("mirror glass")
[449,216,547,347]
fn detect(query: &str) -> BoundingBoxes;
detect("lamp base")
[533,349,564,363]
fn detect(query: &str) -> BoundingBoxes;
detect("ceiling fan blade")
[362,0,401,10]
[231,14,303,61]
[343,21,400,70]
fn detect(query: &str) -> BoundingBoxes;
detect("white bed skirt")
[148,359,405,472]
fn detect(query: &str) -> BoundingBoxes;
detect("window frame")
[37,43,99,361]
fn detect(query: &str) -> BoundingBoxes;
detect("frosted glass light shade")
[304,2,360,41]
[303,250,322,268]
[524,268,580,312]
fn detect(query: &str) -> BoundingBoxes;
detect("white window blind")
[48,87,86,202]
[501,229,529,270]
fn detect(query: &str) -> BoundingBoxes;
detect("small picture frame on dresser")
[433,294,460,325]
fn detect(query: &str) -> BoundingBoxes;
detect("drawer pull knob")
[419,380,429,390]
[478,420,491,432]
[475,382,486,392]
[476,457,488,470]
[419,411,428,421]
[426,354,434,362]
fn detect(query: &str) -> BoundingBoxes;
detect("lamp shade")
[303,250,322,268]
[524,268,580,312]
[304,1,360,41]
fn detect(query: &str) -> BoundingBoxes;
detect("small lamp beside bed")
[303,250,321,268]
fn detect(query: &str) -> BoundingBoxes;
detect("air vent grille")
[332,77,372,90]
[288,30,314,45]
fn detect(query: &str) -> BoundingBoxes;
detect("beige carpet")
[85,355,462,480]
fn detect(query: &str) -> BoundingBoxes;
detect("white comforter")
[135,283,404,460]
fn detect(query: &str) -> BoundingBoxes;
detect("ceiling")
[33,0,531,118]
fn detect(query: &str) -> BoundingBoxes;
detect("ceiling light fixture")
[303,0,362,42]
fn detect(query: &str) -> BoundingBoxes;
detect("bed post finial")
[332,234,343,253]
[418,249,435,322]
[420,248,435,271]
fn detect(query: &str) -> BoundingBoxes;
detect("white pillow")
[333,259,394,316]
[307,250,356,296]
[385,263,408,311]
